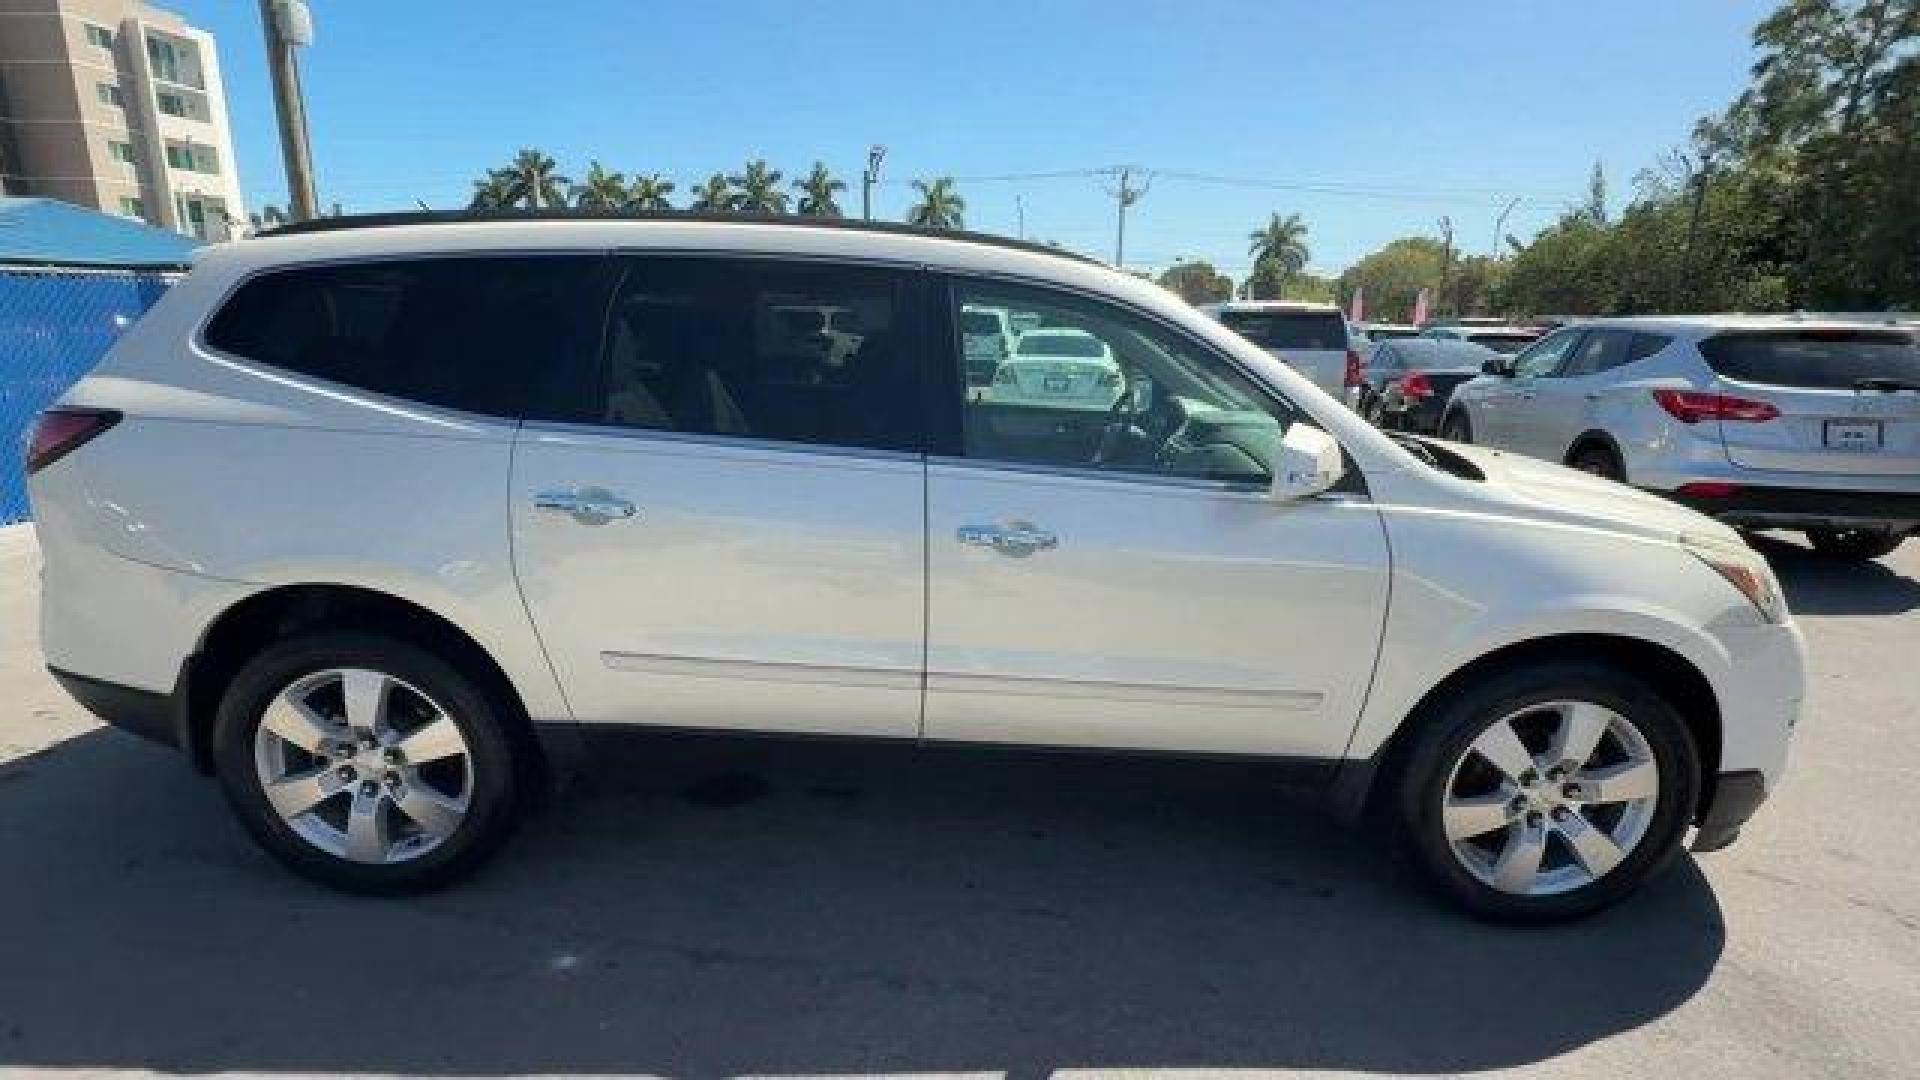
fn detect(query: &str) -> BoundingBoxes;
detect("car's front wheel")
[1388,662,1699,923]
[212,631,525,893]
[1804,527,1905,561]
[1439,409,1473,443]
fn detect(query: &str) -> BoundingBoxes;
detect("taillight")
[25,407,120,475]
[1398,370,1434,398]
[1677,481,1742,498]
[1344,348,1365,388]
[1651,388,1780,424]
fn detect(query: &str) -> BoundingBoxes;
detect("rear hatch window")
[1699,330,1920,390]
[1219,310,1347,351]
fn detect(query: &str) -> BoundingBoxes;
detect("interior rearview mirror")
[1270,423,1344,502]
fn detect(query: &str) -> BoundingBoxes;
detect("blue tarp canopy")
[0,197,200,270]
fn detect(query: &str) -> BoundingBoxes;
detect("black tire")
[1439,409,1473,443]
[1384,661,1700,924]
[1567,441,1625,482]
[212,630,525,893]
[1804,527,1904,561]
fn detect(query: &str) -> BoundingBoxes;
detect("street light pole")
[861,144,886,221]
[258,0,317,222]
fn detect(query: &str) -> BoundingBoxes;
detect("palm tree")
[689,172,737,212]
[571,160,629,210]
[793,161,847,217]
[491,148,569,209]
[729,158,787,214]
[469,168,518,209]
[906,177,965,230]
[1247,212,1310,298]
[628,173,676,211]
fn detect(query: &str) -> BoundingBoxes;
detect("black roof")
[262,209,1102,266]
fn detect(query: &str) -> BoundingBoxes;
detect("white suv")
[28,216,1803,921]
[1442,316,1920,559]
[1201,301,1362,403]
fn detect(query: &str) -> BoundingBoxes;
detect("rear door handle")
[534,487,636,525]
[958,521,1058,557]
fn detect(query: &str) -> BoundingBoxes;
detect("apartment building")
[0,0,245,241]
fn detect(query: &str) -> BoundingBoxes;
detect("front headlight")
[1684,537,1786,623]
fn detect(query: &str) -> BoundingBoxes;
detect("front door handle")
[957,520,1058,558]
[534,487,636,525]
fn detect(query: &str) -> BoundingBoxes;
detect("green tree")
[730,158,788,214]
[689,172,737,212]
[793,161,847,217]
[571,161,629,210]
[469,168,518,210]
[1246,212,1310,299]
[1337,236,1447,321]
[628,173,676,211]
[907,177,965,229]
[1157,260,1234,304]
[498,148,569,209]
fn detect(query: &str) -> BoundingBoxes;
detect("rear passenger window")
[1628,333,1671,361]
[204,256,608,418]
[593,257,924,453]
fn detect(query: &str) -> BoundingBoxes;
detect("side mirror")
[1270,423,1345,502]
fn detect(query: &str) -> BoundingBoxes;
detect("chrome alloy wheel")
[1441,699,1660,896]
[252,668,473,864]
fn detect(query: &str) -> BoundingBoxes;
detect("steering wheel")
[1091,379,1150,466]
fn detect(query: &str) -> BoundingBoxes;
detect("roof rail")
[262,209,1104,266]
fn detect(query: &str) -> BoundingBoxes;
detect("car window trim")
[520,416,927,469]
[1515,326,1585,379]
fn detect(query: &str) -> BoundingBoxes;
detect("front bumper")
[1694,769,1768,851]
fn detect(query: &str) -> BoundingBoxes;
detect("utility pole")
[1016,194,1025,240]
[1437,215,1455,317]
[1103,167,1150,268]
[861,145,886,221]
[1681,151,1714,311]
[1492,196,1519,257]
[258,0,318,222]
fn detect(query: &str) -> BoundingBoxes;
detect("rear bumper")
[1662,484,1920,531]
[49,665,188,751]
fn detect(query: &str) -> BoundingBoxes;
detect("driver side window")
[1512,328,1584,378]
[950,280,1298,484]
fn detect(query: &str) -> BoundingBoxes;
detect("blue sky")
[171,0,1775,280]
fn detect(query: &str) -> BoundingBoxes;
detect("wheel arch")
[1332,632,1722,825]
[1564,430,1625,472]
[180,583,552,795]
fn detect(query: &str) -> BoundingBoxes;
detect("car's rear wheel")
[1387,662,1698,923]
[1439,409,1472,443]
[212,631,524,893]
[1567,442,1624,482]
[1804,527,1904,561]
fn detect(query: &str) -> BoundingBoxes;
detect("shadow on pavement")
[0,728,1724,1076]
[1750,533,1920,617]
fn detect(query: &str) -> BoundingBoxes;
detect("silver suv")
[1441,316,1920,560]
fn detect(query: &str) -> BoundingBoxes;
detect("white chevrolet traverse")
[27,215,1803,921]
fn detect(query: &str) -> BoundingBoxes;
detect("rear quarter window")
[203,255,609,418]
[1698,330,1920,390]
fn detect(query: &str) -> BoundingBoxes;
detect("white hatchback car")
[29,216,1803,921]
[1442,316,1920,559]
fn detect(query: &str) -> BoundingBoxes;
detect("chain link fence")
[2,267,174,524]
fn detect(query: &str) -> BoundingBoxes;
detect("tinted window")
[1561,329,1632,377]
[1629,333,1672,361]
[204,255,608,418]
[959,281,1301,483]
[1512,327,1583,378]
[595,257,923,453]
[1699,330,1920,390]
[1218,309,1348,351]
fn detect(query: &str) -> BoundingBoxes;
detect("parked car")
[1361,338,1501,434]
[30,215,1802,922]
[981,326,1124,411]
[1441,316,1920,559]
[1423,323,1543,355]
[1201,301,1362,402]
[1359,321,1421,342]
[959,304,1015,386]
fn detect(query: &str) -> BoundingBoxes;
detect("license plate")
[1042,374,1072,393]
[1824,420,1883,450]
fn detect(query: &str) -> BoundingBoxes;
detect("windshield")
[1018,333,1105,358]
[1219,310,1348,351]
[1700,330,1920,389]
